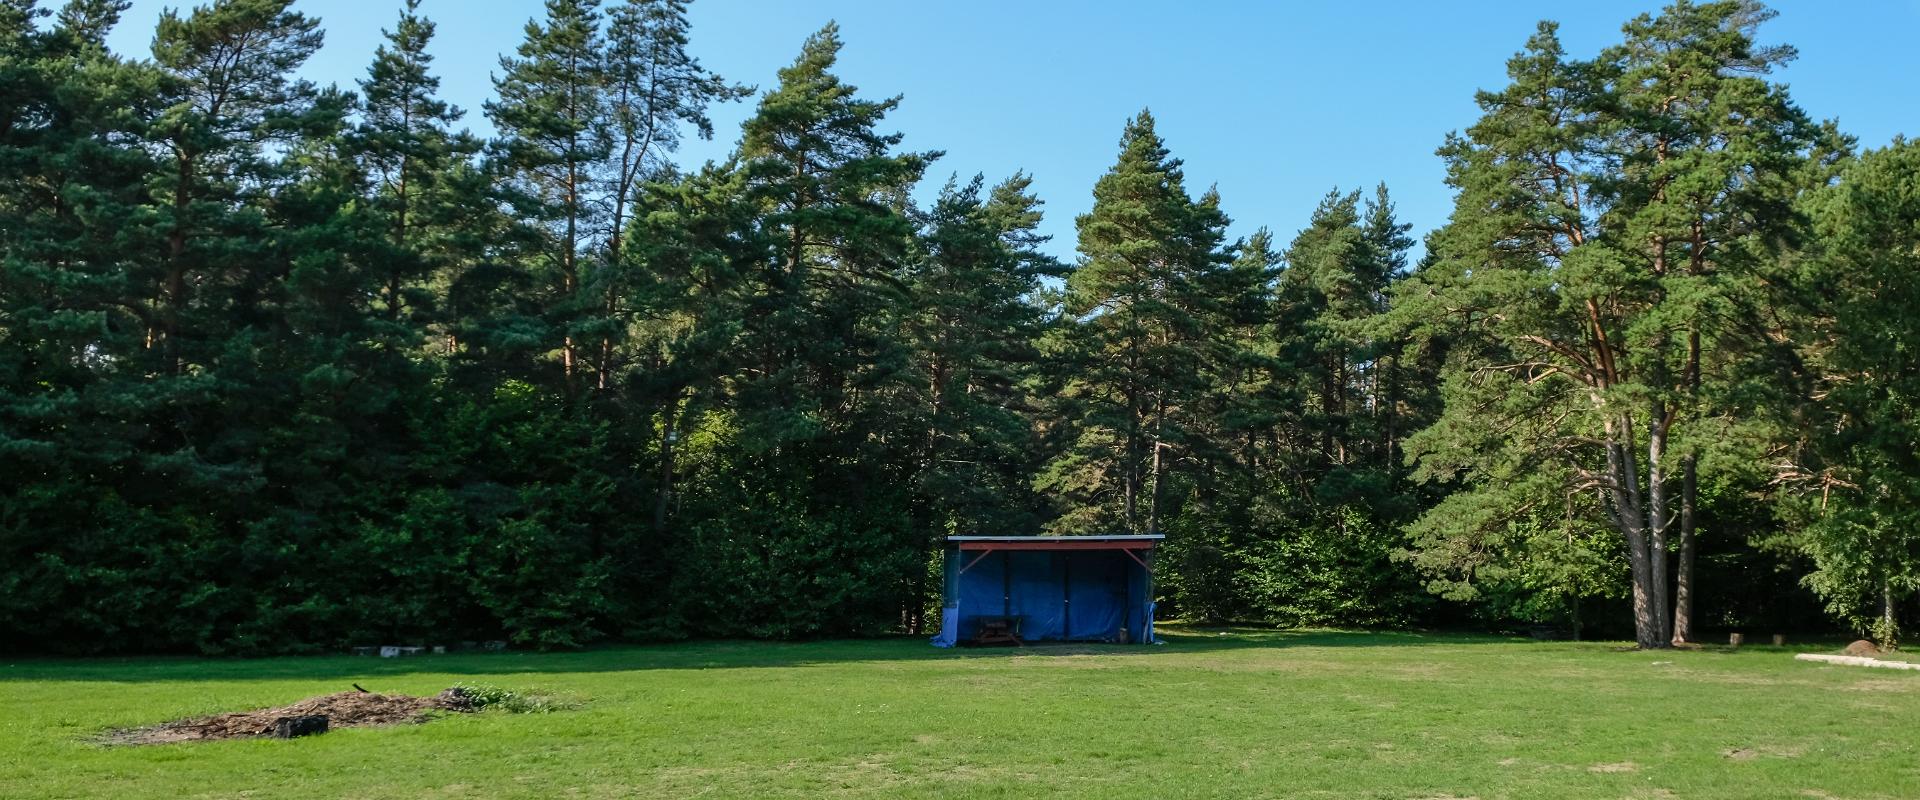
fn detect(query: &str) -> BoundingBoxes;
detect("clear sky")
[103,0,1920,262]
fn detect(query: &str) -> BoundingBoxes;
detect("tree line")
[2,0,1915,653]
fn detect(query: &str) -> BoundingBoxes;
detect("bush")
[446,683,576,714]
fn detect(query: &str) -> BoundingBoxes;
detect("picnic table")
[974,616,1025,646]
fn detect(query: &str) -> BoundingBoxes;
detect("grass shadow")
[0,626,1606,685]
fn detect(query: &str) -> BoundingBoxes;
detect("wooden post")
[1061,552,1071,640]
[1772,634,1785,646]
[1002,550,1012,620]
[1729,632,1744,647]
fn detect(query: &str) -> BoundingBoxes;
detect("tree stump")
[272,715,329,739]
[1729,632,1744,647]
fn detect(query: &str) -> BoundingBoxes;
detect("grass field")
[4,628,1918,799]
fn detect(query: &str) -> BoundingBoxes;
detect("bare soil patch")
[1723,744,1806,760]
[103,687,476,745]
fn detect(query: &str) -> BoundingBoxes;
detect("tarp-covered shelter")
[931,535,1162,647]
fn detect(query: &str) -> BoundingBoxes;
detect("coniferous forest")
[4,0,1918,654]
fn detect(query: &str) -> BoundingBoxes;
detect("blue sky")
[104,1,1919,262]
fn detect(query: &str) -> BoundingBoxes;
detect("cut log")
[271,715,329,739]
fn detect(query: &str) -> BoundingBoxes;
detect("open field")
[4,628,1918,799]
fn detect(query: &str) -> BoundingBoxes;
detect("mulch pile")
[104,687,477,745]
[1843,639,1882,657]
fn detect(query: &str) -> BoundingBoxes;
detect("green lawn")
[4,628,1917,799]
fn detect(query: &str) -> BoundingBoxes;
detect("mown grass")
[3,627,1917,799]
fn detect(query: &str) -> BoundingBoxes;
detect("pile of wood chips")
[104,688,473,745]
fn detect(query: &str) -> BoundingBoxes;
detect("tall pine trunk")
[162,149,196,371]
[1673,452,1697,644]
[1672,328,1702,645]
[1148,394,1166,534]
[1647,401,1672,645]
[1606,418,1668,649]
[1123,333,1141,531]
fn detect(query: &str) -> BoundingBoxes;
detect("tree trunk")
[1322,352,1339,464]
[1647,401,1672,645]
[1672,453,1697,644]
[1607,428,1666,649]
[1147,437,1164,535]
[1879,579,1900,650]
[1571,590,1583,642]
[652,393,683,534]
[1624,519,1661,649]
[1123,337,1140,532]
[1672,327,1701,645]
[904,571,924,635]
[1382,351,1399,481]
[1147,385,1167,534]
[163,151,195,370]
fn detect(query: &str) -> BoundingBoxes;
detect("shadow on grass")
[0,627,1545,684]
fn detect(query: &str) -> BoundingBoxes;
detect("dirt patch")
[1723,744,1806,760]
[103,687,476,745]
[1588,761,1639,773]
[1842,679,1920,693]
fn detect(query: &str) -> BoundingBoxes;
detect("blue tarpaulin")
[930,536,1161,647]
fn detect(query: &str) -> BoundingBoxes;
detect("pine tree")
[1043,110,1229,534]
[585,0,748,388]
[898,172,1058,627]
[1273,184,1413,473]
[1202,226,1284,479]
[1397,5,1818,648]
[1784,138,1920,647]
[486,0,608,383]
[621,160,763,536]
[1278,189,1368,467]
[734,20,931,450]
[0,0,171,649]
[678,22,933,636]
[349,0,480,336]
[1161,184,1425,627]
[1595,0,1816,644]
[54,0,124,41]
[147,0,324,370]
[1357,184,1417,469]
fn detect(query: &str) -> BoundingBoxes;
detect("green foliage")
[448,683,578,714]
[1396,2,1823,647]
[1163,494,1428,628]
[1778,139,1920,646]
[673,460,921,639]
[0,0,1904,655]
[1042,110,1230,535]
